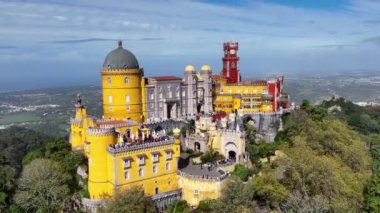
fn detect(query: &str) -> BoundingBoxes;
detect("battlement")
[70,118,83,126]
[220,129,245,137]
[108,139,174,154]
[96,118,138,128]
[177,169,228,182]
[87,127,115,137]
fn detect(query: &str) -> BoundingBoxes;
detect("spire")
[118,40,122,49]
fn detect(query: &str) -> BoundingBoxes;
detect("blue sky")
[0,0,380,91]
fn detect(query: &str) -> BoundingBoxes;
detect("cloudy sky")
[1,0,380,91]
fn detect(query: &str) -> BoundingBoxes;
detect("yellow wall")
[214,84,273,113]
[179,176,225,206]
[87,130,116,199]
[101,69,143,122]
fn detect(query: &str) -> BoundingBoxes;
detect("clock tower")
[221,42,240,84]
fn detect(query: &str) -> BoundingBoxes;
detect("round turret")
[200,65,212,74]
[184,65,196,73]
[103,40,139,70]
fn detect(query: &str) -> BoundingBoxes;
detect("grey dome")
[103,41,139,69]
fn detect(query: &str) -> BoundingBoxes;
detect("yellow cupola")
[101,40,143,122]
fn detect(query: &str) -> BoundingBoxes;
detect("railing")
[108,139,174,154]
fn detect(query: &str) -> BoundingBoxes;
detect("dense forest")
[1,97,380,212]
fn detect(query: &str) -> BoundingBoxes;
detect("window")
[194,189,199,197]
[237,89,241,93]
[165,150,172,160]
[124,77,129,84]
[150,103,154,108]
[107,77,112,84]
[124,171,130,180]
[139,168,144,177]
[123,158,131,168]
[176,91,179,98]
[152,153,159,163]
[153,165,158,173]
[253,89,257,93]
[109,106,113,111]
[85,143,90,154]
[245,89,248,94]
[262,89,268,95]
[168,91,172,98]
[108,95,113,103]
[150,93,154,100]
[126,105,130,111]
[228,89,232,94]
[231,62,236,68]
[182,90,185,97]
[159,93,163,100]
[159,102,162,108]
[125,95,130,102]
[166,162,171,171]
[138,156,145,165]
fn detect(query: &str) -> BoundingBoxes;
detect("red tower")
[221,42,240,84]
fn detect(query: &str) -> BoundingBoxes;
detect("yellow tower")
[101,40,143,122]
[87,127,116,199]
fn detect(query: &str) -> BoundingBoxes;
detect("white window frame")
[123,158,131,168]
[152,153,159,163]
[138,156,145,165]
[124,171,130,180]
[165,151,172,160]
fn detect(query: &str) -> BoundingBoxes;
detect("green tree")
[99,187,155,213]
[230,164,251,181]
[213,177,256,213]
[166,200,190,213]
[13,159,70,212]
[252,171,289,205]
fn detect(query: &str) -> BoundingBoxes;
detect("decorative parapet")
[70,118,82,126]
[177,169,228,182]
[101,68,141,75]
[220,129,245,137]
[187,134,209,142]
[108,139,174,154]
[145,118,184,125]
[87,127,115,137]
[96,118,138,128]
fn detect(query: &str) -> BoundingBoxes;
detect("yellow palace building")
[70,41,182,210]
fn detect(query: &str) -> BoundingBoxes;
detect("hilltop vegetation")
[1,97,380,212]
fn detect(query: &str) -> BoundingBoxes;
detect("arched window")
[153,165,158,173]
[107,77,112,84]
[108,95,113,103]
[124,77,129,84]
[139,168,144,177]
[124,171,130,180]
[231,62,236,68]
[125,95,130,102]
[166,162,171,171]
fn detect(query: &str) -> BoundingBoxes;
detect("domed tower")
[101,41,143,122]
[184,65,197,116]
[200,65,213,114]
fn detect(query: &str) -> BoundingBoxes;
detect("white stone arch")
[225,142,238,161]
